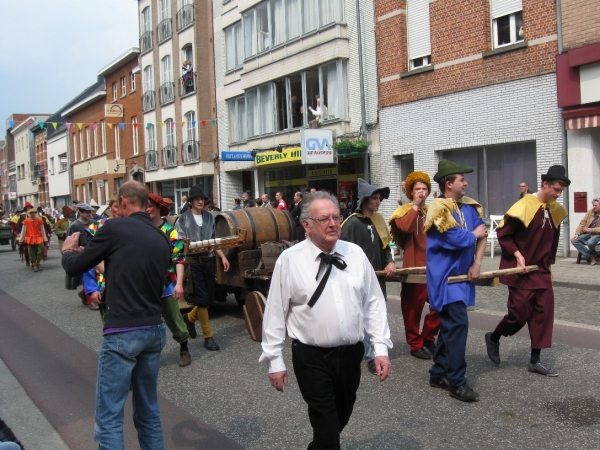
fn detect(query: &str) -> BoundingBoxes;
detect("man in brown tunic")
[390,171,440,359]
[485,165,570,376]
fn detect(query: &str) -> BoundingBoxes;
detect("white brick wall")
[378,73,564,224]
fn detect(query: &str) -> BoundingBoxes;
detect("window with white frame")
[79,130,84,161]
[60,153,68,172]
[228,96,247,143]
[144,65,153,92]
[112,82,118,101]
[165,119,175,147]
[286,0,301,41]
[76,186,80,203]
[182,44,193,65]
[72,133,78,162]
[147,124,156,150]
[225,22,243,71]
[160,0,170,21]
[162,55,172,83]
[114,126,120,159]
[93,124,98,156]
[121,77,126,96]
[132,117,139,155]
[491,0,523,48]
[86,127,91,158]
[142,6,151,33]
[407,0,431,70]
[100,120,106,154]
[50,157,55,174]
[184,111,196,142]
[303,0,318,34]
[228,59,348,139]
[130,72,136,91]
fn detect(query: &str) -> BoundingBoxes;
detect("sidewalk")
[0,358,69,450]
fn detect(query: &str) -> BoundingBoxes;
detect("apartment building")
[213,0,379,209]
[556,0,600,245]
[63,49,143,204]
[12,115,50,207]
[30,124,50,207]
[375,0,563,223]
[0,140,6,212]
[137,0,218,211]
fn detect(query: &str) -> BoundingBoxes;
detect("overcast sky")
[1,0,139,132]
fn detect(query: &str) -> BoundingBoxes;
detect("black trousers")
[188,259,216,307]
[292,340,363,450]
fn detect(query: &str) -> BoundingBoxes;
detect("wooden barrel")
[214,208,294,256]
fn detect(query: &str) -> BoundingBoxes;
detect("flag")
[92,123,97,130]
[39,122,45,129]
[201,120,207,127]
[119,123,125,130]
[107,123,113,129]
[77,123,83,130]
[192,120,196,127]
[146,122,152,129]
[66,123,72,130]
[9,120,14,128]
[52,122,58,130]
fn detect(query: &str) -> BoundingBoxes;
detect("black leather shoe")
[429,377,449,390]
[411,348,432,360]
[423,340,436,355]
[449,383,479,402]
[204,337,220,351]
[485,332,500,365]
[182,312,197,339]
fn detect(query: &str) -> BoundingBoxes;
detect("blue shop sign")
[222,151,254,162]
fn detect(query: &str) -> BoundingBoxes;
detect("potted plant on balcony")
[332,138,371,158]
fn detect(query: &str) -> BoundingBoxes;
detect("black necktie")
[308,252,347,308]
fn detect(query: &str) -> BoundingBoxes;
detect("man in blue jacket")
[424,160,487,402]
[62,181,171,450]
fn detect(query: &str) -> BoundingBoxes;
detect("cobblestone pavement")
[2,245,600,449]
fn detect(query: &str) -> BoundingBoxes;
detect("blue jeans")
[94,324,167,450]
[0,443,21,450]
[572,233,600,258]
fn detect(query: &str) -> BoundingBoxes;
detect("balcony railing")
[157,19,172,44]
[179,71,196,97]
[159,82,175,105]
[145,150,158,171]
[176,4,194,31]
[140,31,153,53]
[162,145,177,168]
[142,90,155,112]
[182,140,199,163]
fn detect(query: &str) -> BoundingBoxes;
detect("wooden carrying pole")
[447,265,538,284]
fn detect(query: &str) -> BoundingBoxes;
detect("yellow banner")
[265,178,307,188]
[338,173,364,182]
[255,147,302,166]
[307,167,337,178]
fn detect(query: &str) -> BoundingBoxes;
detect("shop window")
[441,142,536,216]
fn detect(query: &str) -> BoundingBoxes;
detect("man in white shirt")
[260,191,392,450]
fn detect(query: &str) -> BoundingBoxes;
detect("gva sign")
[301,129,334,164]
[305,138,332,151]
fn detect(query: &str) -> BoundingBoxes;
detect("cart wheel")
[243,291,266,341]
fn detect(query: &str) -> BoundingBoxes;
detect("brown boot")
[33,262,39,272]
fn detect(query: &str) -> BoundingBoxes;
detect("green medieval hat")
[433,159,474,182]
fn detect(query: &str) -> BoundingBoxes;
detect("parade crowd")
[3,159,573,450]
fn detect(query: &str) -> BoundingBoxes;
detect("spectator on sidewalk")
[62,181,172,450]
[570,198,600,264]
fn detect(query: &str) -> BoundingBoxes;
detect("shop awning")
[565,115,600,130]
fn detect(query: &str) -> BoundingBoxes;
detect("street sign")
[221,151,254,162]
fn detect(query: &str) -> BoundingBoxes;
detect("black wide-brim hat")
[188,185,208,201]
[541,165,571,187]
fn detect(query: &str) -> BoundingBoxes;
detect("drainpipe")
[356,0,369,182]
[556,0,570,257]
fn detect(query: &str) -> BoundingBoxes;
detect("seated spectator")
[242,191,255,208]
[571,198,600,264]
[233,198,242,210]
[255,198,263,207]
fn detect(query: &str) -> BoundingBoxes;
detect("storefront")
[156,176,213,213]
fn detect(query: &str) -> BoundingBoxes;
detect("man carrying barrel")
[176,185,230,352]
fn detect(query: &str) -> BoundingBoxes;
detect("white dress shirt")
[259,238,392,373]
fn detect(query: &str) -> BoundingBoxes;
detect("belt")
[292,339,361,353]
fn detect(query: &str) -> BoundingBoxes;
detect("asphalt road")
[0,243,599,449]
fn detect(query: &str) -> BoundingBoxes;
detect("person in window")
[291,95,303,128]
[258,29,270,51]
[308,95,328,128]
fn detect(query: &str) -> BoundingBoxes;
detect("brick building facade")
[556,0,600,249]
[374,0,565,245]
[64,49,144,205]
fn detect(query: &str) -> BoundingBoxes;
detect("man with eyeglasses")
[260,191,392,450]
[340,179,396,374]
[519,181,532,198]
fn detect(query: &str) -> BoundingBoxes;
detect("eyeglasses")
[307,215,341,226]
